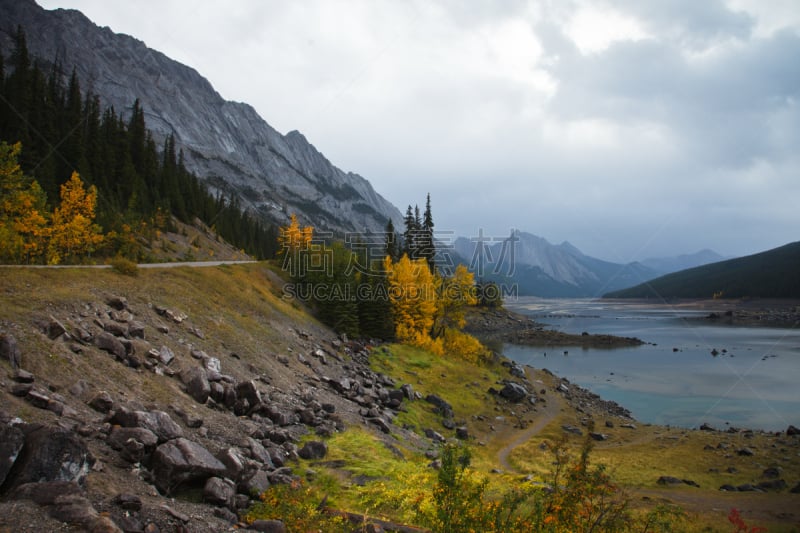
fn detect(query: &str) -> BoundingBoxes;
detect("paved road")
[0,260,258,269]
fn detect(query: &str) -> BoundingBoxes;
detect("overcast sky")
[38,0,800,262]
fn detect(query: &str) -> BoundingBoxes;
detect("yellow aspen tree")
[385,254,439,348]
[0,142,50,263]
[278,213,313,255]
[48,172,104,264]
[435,264,477,335]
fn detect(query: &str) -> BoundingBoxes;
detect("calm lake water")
[503,298,800,432]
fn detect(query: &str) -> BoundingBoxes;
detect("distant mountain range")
[0,0,403,234]
[605,241,800,299]
[639,249,728,275]
[451,231,731,297]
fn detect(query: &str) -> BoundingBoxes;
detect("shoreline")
[604,297,800,328]
[464,306,644,348]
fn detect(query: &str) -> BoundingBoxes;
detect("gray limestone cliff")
[0,0,403,234]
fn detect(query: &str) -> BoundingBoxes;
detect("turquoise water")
[503,298,800,431]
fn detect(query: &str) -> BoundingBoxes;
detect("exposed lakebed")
[503,298,800,431]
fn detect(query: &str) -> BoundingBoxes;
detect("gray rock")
[158,345,175,366]
[103,320,128,338]
[112,493,143,511]
[47,316,68,340]
[400,383,415,400]
[247,438,274,468]
[204,356,221,373]
[0,425,25,487]
[736,447,755,456]
[248,519,288,532]
[425,394,454,418]
[758,479,787,491]
[95,332,126,359]
[109,407,182,443]
[6,426,94,490]
[424,428,446,443]
[240,469,271,496]
[561,424,583,435]
[181,367,210,404]
[128,321,146,339]
[499,382,528,402]
[88,391,114,413]
[237,380,262,406]
[456,427,469,440]
[298,441,328,460]
[590,432,610,441]
[0,333,22,369]
[13,369,35,383]
[203,476,236,507]
[26,388,50,409]
[107,427,159,462]
[106,296,128,310]
[151,437,227,495]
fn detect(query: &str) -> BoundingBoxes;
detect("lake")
[503,298,800,432]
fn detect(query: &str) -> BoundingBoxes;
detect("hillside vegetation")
[604,241,800,299]
[1,263,798,532]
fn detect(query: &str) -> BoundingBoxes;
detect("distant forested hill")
[603,241,800,299]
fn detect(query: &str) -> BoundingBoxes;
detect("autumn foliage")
[0,142,103,264]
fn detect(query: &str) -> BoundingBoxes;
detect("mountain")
[604,241,800,299]
[640,249,727,275]
[0,0,403,234]
[454,231,659,297]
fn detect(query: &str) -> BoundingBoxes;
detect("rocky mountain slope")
[0,0,403,235]
[0,264,437,532]
[454,231,658,297]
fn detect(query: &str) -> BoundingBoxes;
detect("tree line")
[280,198,489,362]
[0,26,278,263]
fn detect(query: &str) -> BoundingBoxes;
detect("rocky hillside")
[0,0,403,235]
[0,264,437,532]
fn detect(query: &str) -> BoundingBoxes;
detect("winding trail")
[497,371,564,472]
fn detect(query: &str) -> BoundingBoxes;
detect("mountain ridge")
[454,230,659,297]
[604,241,800,299]
[0,0,403,234]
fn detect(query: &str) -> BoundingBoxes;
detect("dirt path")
[497,371,564,472]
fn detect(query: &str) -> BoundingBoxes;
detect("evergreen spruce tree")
[402,204,416,258]
[421,192,435,272]
[384,218,398,261]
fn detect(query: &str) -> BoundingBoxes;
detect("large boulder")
[181,367,211,404]
[203,476,236,508]
[109,407,183,443]
[3,426,94,491]
[499,382,528,402]
[151,438,227,495]
[107,427,159,463]
[298,441,327,460]
[95,332,126,359]
[0,425,25,487]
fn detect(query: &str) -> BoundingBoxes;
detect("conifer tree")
[420,193,435,271]
[384,218,399,261]
[402,205,416,259]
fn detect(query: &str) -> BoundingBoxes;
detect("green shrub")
[109,256,139,276]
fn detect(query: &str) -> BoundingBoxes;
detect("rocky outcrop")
[0,0,403,235]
